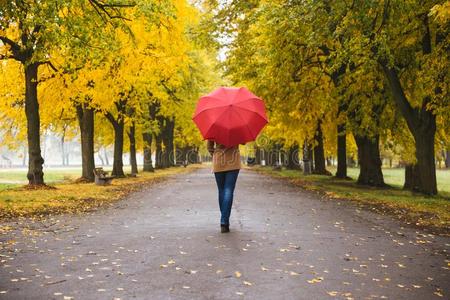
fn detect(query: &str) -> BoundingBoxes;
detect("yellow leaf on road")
[307,277,323,284]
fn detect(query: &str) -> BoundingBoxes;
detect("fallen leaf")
[307,277,323,284]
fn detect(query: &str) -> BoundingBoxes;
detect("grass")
[329,167,450,192]
[0,165,202,219]
[0,167,82,190]
[0,166,156,190]
[252,166,450,233]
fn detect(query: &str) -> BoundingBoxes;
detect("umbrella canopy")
[192,87,268,147]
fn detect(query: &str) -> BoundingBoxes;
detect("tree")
[343,0,449,194]
[0,0,132,184]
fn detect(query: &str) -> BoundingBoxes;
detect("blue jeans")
[214,169,240,225]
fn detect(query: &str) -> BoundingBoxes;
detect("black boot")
[220,224,230,233]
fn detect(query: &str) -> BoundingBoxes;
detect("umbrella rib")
[232,104,268,122]
[233,106,259,139]
[193,96,228,117]
[233,97,262,105]
[193,107,228,138]
[202,107,231,140]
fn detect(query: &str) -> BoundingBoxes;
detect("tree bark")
[313,121,330,175]
[61,135,65,166]
[303,141,312,175]
[254,145,261,165]
[105,110,125,177]
[162,117,175,167]
[112,121,125,176]
[142,132,154,172]
[354,134,385,187]
[111,120,124,177]
[76,104,95,182]
[155,132,164,169]
[404,164,420,191]
[286,143,300,170]
[336,123,348,178]
[382,65,437,194]
[445,150,450,168]
[128,121,138,175]
[25,62,45,185]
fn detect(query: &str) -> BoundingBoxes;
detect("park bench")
[93,167,115,185]
[175,160,188,168]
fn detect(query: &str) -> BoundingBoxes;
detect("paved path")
[0,167,449,299]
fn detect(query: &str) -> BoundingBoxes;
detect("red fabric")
[192,87,268,147]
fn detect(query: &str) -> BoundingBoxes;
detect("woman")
[207,140,241,233]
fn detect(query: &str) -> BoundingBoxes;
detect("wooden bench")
[93,167,115,185]
[175,160,188,168]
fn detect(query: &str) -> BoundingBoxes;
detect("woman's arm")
[207,140,215,155]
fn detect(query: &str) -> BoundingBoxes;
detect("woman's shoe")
[220,224,230,233]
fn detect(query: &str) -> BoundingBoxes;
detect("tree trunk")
[142,132,154,172]
[354,134,385,187]
[128,121,138,175]
[286,143,300,170]
[404,164,420,190]
[76,104,95,182]
[25,63,45,185]
[268,144,278,166]
[61,135,65,166]
[162,117,175,167]
[336,123,348,178]
[155,132,163,169]
[111,120,125,177]
[445,150,450,168]
[412,127,437,194]
[313,121,330,175]
[382,65,437,194]
[254,146,261,165]
[303,141,312,175]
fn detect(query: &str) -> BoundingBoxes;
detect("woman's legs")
[214,169,239,225]
[214,171,226,218]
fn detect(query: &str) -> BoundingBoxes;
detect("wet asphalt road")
[0,167,449,300]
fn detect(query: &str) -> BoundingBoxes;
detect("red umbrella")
[192,87,268,147]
